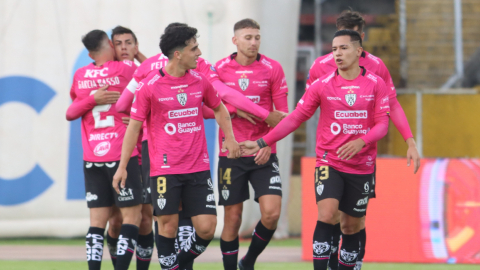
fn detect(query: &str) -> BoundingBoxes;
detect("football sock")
[328,223,341,270]
[338,232,360,269]
[86,227,105,270]
[355,228,366,270]
[178,232,211,268]
[221,237,240,270]
[106,232,118,267]
[116,224,139,270]
[242,221,276,267]
[312,221,334,270]
[177,214,195,270]
[157,235,179,270]
[136,231,154,270]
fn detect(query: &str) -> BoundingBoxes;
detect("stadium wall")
[0,0,300,238]
[302,157,480,264]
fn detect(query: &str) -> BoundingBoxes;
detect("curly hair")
[159,25,198,59]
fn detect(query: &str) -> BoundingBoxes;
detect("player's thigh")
[338,171,372,219]
[314,166,344,203]
[182,170,217,218]
[150,174,182,217]
[249,154,282,203]
[109,157,143,208]
[141,140,152,204]
[84,161,115,208]
[258,195,282,218]
[217,157,249,206]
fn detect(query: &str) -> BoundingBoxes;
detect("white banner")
[0,0,299,237]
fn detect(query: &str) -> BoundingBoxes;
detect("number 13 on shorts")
[315,166,329,183]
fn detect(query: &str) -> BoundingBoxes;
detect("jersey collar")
[336,66,367,76]
[230,52,262,61]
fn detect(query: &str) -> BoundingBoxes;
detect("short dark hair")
[111,26,137,43]
[82,30,109,53]
[336,10,365,33]
[234,18,260,32]
[165,22,188,31]
[159,25,198,59]
[333,29,363,47]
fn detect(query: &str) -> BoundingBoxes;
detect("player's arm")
[116,78,138,113]
[240,86,321,156]
[202,103,258,125]
[66,85,119,120]
[337,79,390,160]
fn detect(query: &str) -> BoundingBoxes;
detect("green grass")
[0,261,478,270]
[0,237,302,247]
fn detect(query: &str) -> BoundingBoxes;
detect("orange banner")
[301,157,480,264]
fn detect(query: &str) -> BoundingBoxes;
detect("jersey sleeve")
[271,62,289,113]
[121,60,137,80]
[360,77,390,145]
[70,71,79,101]
[130,81,150,122]
[203,79,222,109]
[296,81,322,118]
[197,58,220,83]
[133,62,148,83]
[306,61,322,90]
[377,60,397,99]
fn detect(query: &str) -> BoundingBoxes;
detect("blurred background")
[0,0,479,268]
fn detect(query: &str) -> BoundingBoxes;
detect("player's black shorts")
[217,154,282,206]
[314,166,373,218]
[141,140,152,204]
[369,165,376,199]
[150,170,216,218]
[84,157,143,208]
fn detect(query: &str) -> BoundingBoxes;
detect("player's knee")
[225,210,242,228]
[317,211,336,224]
[195,218,217,240]
[139,213,153,233]
[261,207,280,227]
[340,222,361,235]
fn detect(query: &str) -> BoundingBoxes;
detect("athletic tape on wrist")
[256,138,267,149]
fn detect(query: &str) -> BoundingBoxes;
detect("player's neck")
[338,65,361,80]
[93,55,113,67]
[235,52,257,66]
[164,62,187,78]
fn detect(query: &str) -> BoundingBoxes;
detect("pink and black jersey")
[214,53,289,156]
[298,68,390,174]
[70,60,138,162]
[130,68,222,176]
[307,51,396,99]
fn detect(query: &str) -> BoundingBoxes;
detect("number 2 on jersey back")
[90,90,115,128]
[219,168,232,185]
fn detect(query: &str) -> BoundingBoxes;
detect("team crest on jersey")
[340,249,358,262]
[222,189,230,201]
[158,198,166,210]
[313,241,330,255]
[159,253,177,267]
[345,89,356,106]
[316,184,324,196]
[177,92,187,106]
[238,73,249,91]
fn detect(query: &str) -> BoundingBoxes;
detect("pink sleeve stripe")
[389,97,414,141]
[66,95,96,121]
[212,80,270,120]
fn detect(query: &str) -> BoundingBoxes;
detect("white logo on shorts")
[270,176,281,184]
[207,178,214,189]
[316,184,324,196]
[364,182,370,193]
[86,192,98,201]
[206,194,215,202]
[86,162,93,168]
[222,189,229,201]
[356,196,369,206]
[313,241,330,255]
[272,162,280,173]
[105,162,116,168]
[159,253,177,267]
[158,198,166,210]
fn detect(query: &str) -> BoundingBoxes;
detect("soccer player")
[306,10,421,270]
[205,18,289,270]
[113,25,241,270]
[241,30,390,270]
[106,25,154,270]
[66,30,143,270]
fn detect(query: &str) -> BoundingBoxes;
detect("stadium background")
[1,0,479,268]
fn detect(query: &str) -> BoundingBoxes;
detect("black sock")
[338,232,360,270]
[242,221,276,267]
[86,227,105,270]
[116,224,139,270]
[355,228,366,270]
[328,223,341,270]
[312,221,334,270]
[106,232,118,268]
[136,231,154,270]
[157,234,179,270]
[178,232,211,268]
[177,215,195,270]
[221,237,239,270]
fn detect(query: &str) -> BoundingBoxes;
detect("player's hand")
[337,138,366,160]
[240,140,261,156]
[237,109,260,125]
[254,146,271,165]
[265,110,287,127]
[122,117,130,125]
[112,168,128,194]
[223,138,241,159]
[94,85,120,105]
[406,138,421,174]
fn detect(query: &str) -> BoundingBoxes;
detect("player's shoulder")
[215,54,234,70]
[139,69,163,90]
[259,54,282,70]
[315,52,335,66]
[363,69,386,85]
[188,69,209,83]
[363,51,385,66]
[308,70,335,93]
